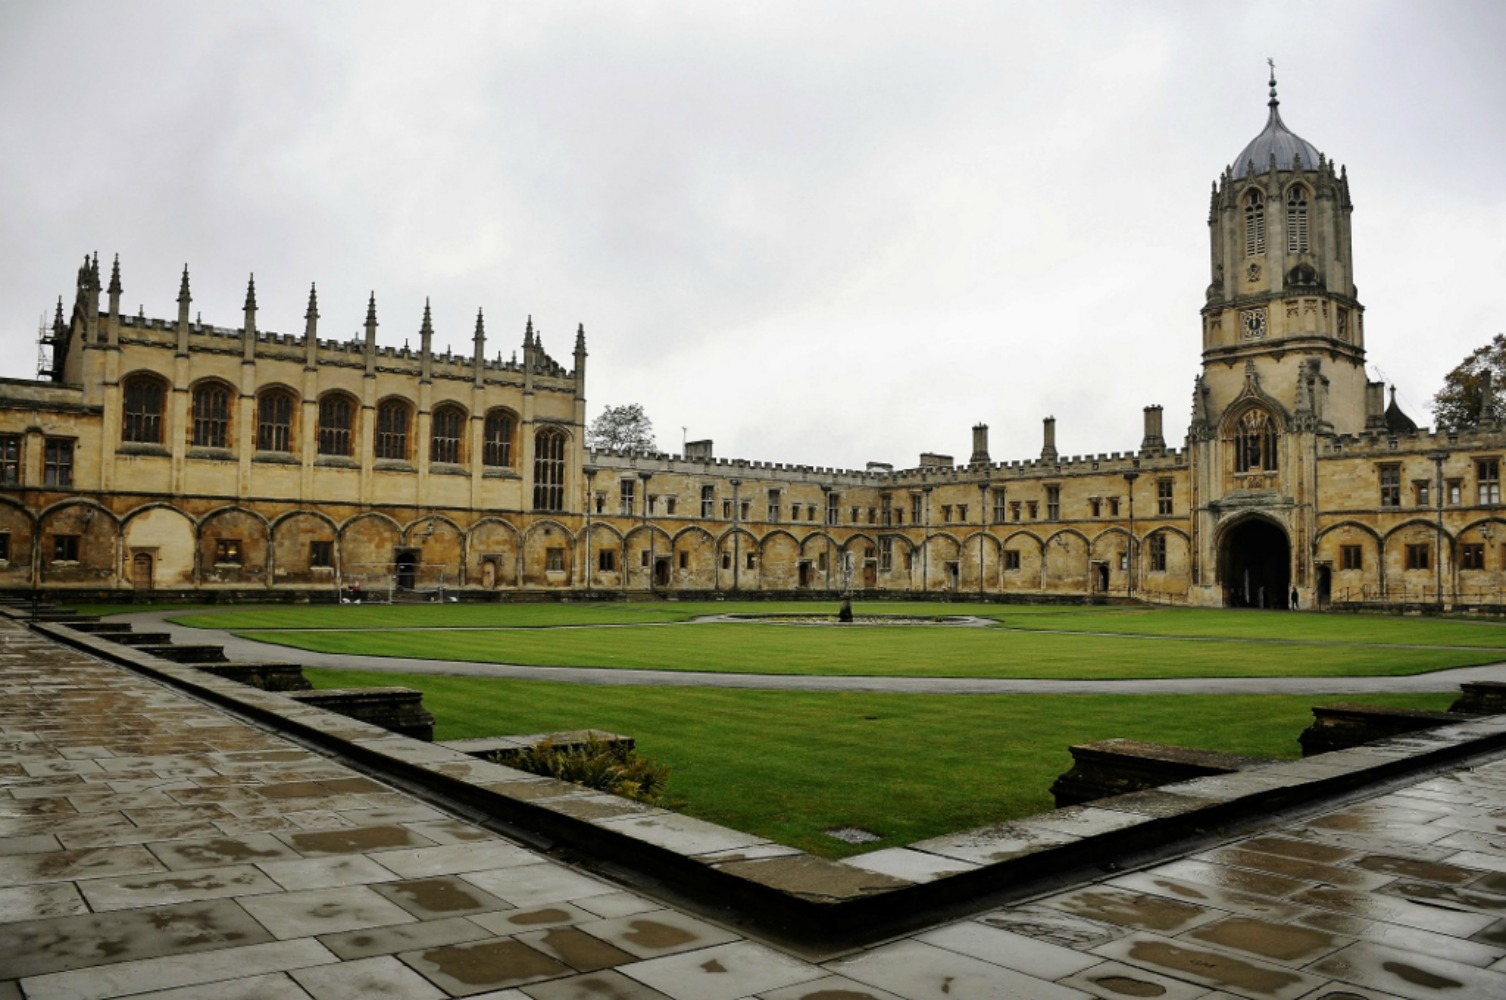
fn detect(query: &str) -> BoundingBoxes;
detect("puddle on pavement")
[1189,916,1338,962]
[1089,974,1167,997]
[536,927,633,971]
[173,837,287,864]
[420,938,570,987]
[288,825,421,855]
[1381,960,1463,990]
[388,878,488,913]
[623,918,699,949]
[1353,855,1476,884]
[1127,940,1301,995]
[1053,889,1207,932]
[508,907,573,926]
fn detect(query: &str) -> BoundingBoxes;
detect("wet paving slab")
[9,615,1506,999]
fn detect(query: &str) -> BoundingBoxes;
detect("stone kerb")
[19,612,1506,955]
[1049,738,1275,807]
[1298,702,1477,756]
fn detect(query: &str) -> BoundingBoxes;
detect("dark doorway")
[132,552,154,590]
[1316,565,1332,609]
[1221,518,1290,608]
[798,560,812,588]
[395,550,418,591]
[653,557,670,588]
[1095,563,1109,593]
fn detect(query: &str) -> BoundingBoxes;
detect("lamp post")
[639,471,653,593]
[583,466,597,594]
[1428,450,1448,608]
[1123,471,1139,599]
[978,481,989,598]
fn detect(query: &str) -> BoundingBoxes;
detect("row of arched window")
[120,374,522,469]
[1242,185,1309,257]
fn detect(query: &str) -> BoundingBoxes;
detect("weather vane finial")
[1267,58,1278,107]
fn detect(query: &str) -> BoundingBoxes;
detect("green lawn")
[301,668,1458,858]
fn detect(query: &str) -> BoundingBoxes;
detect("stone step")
[439,730,634,765]
[1299,703,1475,756]
[105,632,175,646]
[285,687,434,741]
[1050,738,1274,807]
[1451,681,1506,716]
[196,662,311,692]
[133,644,229,664]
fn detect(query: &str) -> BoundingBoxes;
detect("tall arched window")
[318,394,354,457]
[533,427,566,510]
[1285,186,1309,253]
[375,399,410,460]
[121,374,165,444]
[1234,409,1278,473]
[191,382,231,449]
[257,389,294,453]
[1243,190,1266,256]
[430,404,465,464]
[483,409,515,467]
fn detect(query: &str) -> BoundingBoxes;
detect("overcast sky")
[2,1,1503,469]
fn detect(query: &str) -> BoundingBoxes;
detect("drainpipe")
[583,466,596,594]
[731,478,741,594]
[639,471,653,593]
[978,481,989,598]
[1428,450,1448,609]
[1123,471,1139,599]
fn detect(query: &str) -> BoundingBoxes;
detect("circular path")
[114,610,1506,695]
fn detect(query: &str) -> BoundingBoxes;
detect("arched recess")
[340,512,403,587]
[1454,518,1506,603]
[199,506,269,586]
[0,498,35,588]
[717,528,761,590]
[841,532,880,591]
[269,511,338,587]
[122,504,196,590]
[521,519,573,587]
[1140,527,1190,596]
[758,530,800,590]
[1043,529,1091,593]
[923,533,962,592]
[468,517,520,589]
[798,532,839,590]
[672,526,716,589]
[404,515,464,588]
[999,531,1044,592]
[624,524,674,589]
[1090,527,1132,594]
[39,501,117,587]
[1217,514,1290,608]
[1315,521,1383,601]
[958,530,1002,593]
[1380,518,1449,602]
[582,523,625,588]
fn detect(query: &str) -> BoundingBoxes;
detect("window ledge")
[430,463,469,477]
[116,444,169,458]
[253,452,299,465]
[315,457,359,469]
[374,460,416,473]
[187,447,235,462]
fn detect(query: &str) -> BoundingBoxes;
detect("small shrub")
[504,736,670,803]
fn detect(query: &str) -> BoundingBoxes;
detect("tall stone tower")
[1188,66,1364,607]
[1196,65,1366,436]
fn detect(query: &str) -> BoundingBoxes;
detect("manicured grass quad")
[157,601,1484,857]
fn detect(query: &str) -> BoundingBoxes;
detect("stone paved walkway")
[5,616,1506,998]
[123,610,1506,694]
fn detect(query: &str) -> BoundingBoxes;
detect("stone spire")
[303,283,320,369]
[176,265,192,354]
[419,299,434,383]
[363,292,378,376]
[572,323,587,397]
[242,274,258,361]
[472,308,486,386]
[106,254,122,315]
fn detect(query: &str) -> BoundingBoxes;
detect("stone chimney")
[685,439,714,460]
[1041,416,1058,463]
[1364,381,1387,430]
[1141,405,1166,451]
[970,423,990,465]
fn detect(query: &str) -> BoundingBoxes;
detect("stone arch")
[840,532,881,591]
[1043,529,1091,593]
[269,510,338,588]
[38,501,117,587]
[0,497,35,589]
[121,503,195,590]
[1454,517,1506,603]
[199,506,270,586]
[583,522,626,588]
[958,530,1002,593]
[759,530,800,590]
[521,519,574,587]
[1140,527,1190,597]
[624,524,674,589]
[340,512,403,587]
[468,517,520,589]
[923,532,963,592]
[671,525,715,589]
[402,515,464,589]
[1216,513,1291,608]
[1315,520,1383,602]
[999,530,1044,593]
[1381,518,1448,602]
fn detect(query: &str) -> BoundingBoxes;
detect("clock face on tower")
[1241,308,1267,340]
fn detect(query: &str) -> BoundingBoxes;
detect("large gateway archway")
[1220,517,1290,608]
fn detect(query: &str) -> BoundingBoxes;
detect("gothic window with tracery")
[375,399,410,461]
[1285,186,1309,253]
[1234,409,1278,473]
[533,427,566,511]
[318,394,354,457]
[191,382,231,449]
[430,404,465,464]
[1244,190,1266,256]
[122,374,165,444]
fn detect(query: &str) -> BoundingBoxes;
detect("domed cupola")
[1232,67,1323,179]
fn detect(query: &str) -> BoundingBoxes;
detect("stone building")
[0,74,1498,607]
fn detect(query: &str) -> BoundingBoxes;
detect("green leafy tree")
[588,402,657,452]
[1432,333,1506,430]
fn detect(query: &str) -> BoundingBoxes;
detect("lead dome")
[1232,68,1323,179]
